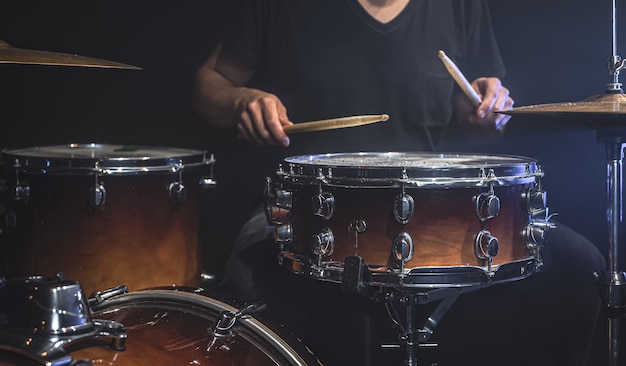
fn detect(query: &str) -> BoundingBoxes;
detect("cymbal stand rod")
[612,0,617,59]
[608,0,626,90]
[596,132,626,366]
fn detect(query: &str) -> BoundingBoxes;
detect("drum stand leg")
[342,256,487,365]
[595,130,626,366]
[383,288,464,366]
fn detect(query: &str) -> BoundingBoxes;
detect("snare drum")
[265,152,552,288]
[0,276,318,366]
[0,144,215,295]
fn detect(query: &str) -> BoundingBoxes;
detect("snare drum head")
[1,143,211,174]
[280,152,540,188]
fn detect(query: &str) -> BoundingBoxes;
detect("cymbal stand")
[595,2,626,364]
[595,128,626,366]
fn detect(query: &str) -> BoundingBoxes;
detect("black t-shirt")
[222,0,505,154]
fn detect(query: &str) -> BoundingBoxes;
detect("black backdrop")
[0,1,620,363]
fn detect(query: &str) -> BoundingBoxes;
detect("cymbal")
[501,92,626,116]
[0,39,141,70]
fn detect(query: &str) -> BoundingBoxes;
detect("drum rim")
[278,151,542,188]
[1,143,214,175]
[90,289,312,366]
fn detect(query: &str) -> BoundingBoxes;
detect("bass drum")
[0,287,320,366]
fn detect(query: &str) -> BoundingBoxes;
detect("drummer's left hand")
[465,77,514,132]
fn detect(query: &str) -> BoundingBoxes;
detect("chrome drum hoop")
[1,143,214,175]
[90,289,315,366]
[278,152,542,188]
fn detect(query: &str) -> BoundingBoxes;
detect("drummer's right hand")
[235,88,292,147]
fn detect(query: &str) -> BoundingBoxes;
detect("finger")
[475,79,501,118]
[268,100,291,146]
[236,121,255,144]
[260,99,290,146]
[241,106,263,145]
[238,110,264,145]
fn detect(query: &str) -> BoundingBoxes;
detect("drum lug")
[393,191,415,225]
[311,227,335,261]
[89,183,107,209]
[392,232,414,273]
[264,177,293,224]
[474,180,500,222]
[523,186,548,220]
[273,223,293,244]
[10,182,30,204]
[474,230,499,274]
[312,191,334,220]
[168,182,187,205]
[524,220,555,261]
[9,159,30,204]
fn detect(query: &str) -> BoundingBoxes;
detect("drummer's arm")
[194,43,292,147]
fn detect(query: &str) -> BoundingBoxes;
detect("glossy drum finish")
[268,152,548,288]
[0,144,215,295]
[0,287,319,366]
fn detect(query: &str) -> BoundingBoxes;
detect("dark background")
[0,1,619,363]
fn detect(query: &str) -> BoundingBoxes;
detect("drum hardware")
[88,164,107,210]
[391,232,414,276]
[210,302,268,338]
[87,284,130,307]
[9,159,30,204]
[393,184,414,225]
[311,227,335,264]
[342,255,489,366]
[168,159,188,206]
[265,177,292,225]
[474,172,500,222]
[312,190,334,220]
[349,219,367,252]
[474,230,498,275]
[0,274,127,366]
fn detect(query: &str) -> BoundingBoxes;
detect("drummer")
[194,1,604,365]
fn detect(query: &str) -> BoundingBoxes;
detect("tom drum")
[0,143,215,295]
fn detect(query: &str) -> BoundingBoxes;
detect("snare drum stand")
[343,256,488,366]
[594,126,626,366]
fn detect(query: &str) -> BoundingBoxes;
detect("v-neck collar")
[346,0,417,33]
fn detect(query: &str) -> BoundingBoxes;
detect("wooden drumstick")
[283,114,390,134]
[438,50,482,106]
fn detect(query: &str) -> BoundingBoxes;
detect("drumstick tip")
[437,50,445,59]
[381,114,389,121]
